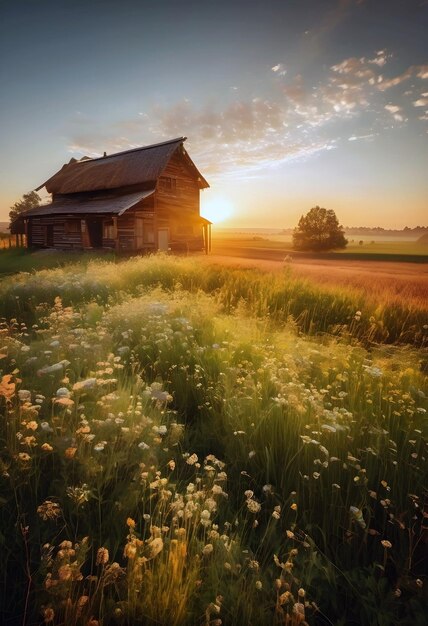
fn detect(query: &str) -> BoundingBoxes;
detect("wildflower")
[255,580,263,590]
[65,447,77,459]
[298,588,305,598]
[279,591,292,605]
[246,499,261,514]
[186,453,198,465]
[124,542,137,559]
[363,365,383,378]
[127,517,136,529]
[55,386,71,399]
[138,441,150,450]
[66,484,91,506]
[96,547,109,566]
[18,452,31,462]
[58,564,72,581]
[43,608,55,623]
[37,500,62,521]
[41,443,53,452]
[272,505,281,519]
[286,530,295,539]
[18,390,31,402]
[350,506,366,529]
[394,588,401,597]
[168,459,176,471]
[146,537,163,559]
[73,378,97,391]
[39,362,71,377]
[293,602,305,618]
[416,579,423,588]
[203,543,214,556]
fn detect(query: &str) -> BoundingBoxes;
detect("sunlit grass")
[0,255,427,624]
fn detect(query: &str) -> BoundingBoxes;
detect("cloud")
[272,63,287,75]
[384,104,401,114]
[65,50,428,179]
[348,133,376,141]
[368,50,389,67]
[413,97,428,107]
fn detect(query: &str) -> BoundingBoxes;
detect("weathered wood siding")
[155,151,204,250]
[30,217,83,248]
[116,195,156,251]
[156,151,200,217]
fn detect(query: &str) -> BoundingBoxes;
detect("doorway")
[44,224,54,247]
[157,228,169,252]
[87,219,103,248]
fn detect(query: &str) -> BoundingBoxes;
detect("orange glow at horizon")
[201,195,235,224]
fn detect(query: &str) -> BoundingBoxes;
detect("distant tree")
[292,206,347,252]
[9,191,41,227]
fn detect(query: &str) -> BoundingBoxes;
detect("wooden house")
[13,137,211,253]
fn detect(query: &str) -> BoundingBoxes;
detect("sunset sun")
[201,195,235,223]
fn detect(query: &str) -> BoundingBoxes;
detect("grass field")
[211,233,428,263]
[0,254,427,625]
[0,248,115,277]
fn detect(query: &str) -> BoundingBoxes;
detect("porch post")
[113,217,119,253]
[24,219,28,248]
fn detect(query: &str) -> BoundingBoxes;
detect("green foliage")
[9,191,41,227]
[293,205,348,251]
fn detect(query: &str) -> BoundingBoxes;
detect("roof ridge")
[79,136,187,164]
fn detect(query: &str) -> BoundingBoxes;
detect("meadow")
[0,253,427,625]
[211,232,428,264]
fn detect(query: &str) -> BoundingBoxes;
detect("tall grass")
[0,256,427,625]
[0,254,426,346]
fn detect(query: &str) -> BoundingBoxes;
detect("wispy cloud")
[271,63,287,75]
[413,97,428,107]
[66,50,428,179]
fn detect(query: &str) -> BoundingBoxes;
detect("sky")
[0,0,427,228]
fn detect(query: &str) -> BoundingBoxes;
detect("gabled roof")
[20,190,154,218]
[37,137,209,194]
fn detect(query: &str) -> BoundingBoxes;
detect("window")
[103,219,115,239]
[143,225,155,244]
[159,176,177,192]
[65,220,81,234]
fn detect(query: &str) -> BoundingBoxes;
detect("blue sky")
[0,0,427,227]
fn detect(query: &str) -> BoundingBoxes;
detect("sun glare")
[201,195,235,223]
